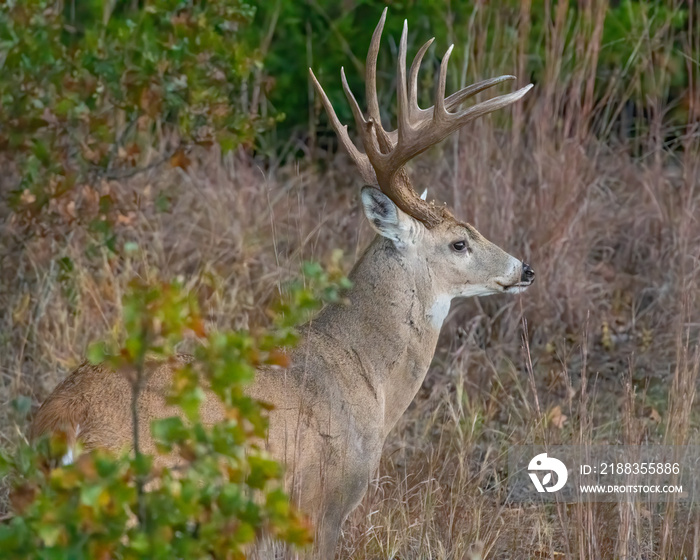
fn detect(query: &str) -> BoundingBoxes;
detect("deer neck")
[310,236,446,434]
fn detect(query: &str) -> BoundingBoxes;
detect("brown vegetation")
[2,1,699,557]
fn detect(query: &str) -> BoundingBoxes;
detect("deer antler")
[309,8,533,228]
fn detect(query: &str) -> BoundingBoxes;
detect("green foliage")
[1,0,268,233]
[601,1,688,94]
[0,261,351,558]
[257,0,692,143]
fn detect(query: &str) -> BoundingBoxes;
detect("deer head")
[309,9,535,308]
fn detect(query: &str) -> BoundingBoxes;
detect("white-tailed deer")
[30,10,534,558]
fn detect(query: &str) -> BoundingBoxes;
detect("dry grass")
[2,1,700,558]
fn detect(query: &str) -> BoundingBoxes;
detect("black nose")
[521,263,535,283]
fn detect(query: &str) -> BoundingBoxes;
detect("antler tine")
[309,68,378,185]
[340,67,385,162]
[434,44,454,123]
[452,83,534,127]
[444,75,516,113]
[340,67,367,132]
[408,37,434,119]
[396,20,411,144]
[365,7,387,128]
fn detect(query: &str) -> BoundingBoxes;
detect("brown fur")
[29,13,535,555]
[31,209,531,558]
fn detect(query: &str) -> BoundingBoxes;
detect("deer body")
[31,10,535,558]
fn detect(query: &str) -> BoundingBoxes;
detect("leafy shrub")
[1,0,271,236]
[0,261,351,558]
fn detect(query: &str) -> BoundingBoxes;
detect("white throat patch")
[428,295,452,329]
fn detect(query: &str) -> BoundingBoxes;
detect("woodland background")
[1,0,699,558]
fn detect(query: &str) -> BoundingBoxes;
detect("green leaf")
[246,456,281,490]
[87,341,107,364]
[133,452,153,477]
[151,416,188,446]
[80,483,104,507]
[37,524,62,547]
[10,395,32,418]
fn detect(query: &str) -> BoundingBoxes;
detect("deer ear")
[361,187,416,247]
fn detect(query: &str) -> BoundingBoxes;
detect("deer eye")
[451,240,469,253]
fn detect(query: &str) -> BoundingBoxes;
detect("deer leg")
[312,505,344,560]
[312,469,373,559]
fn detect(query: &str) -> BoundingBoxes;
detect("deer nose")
[521,263,535,283]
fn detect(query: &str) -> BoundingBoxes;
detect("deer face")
[362,187,534,303]
[430,219,534,297]
[317,7,534,332]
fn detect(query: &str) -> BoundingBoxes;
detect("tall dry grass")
[2,0,699,557]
